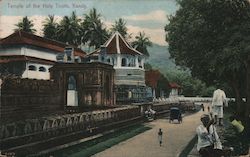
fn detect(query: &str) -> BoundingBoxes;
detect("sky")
[0,0,179,46]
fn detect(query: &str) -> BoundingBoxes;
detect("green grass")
[178,135,198,157]
[50,124,151,157]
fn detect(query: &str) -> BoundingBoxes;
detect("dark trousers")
[199,145,225,157]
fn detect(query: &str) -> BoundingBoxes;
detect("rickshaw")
[169,107,182,123]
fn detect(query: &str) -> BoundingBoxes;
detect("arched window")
[105,75,110,99]
[138,58,142,68]
[28,65,37,71]
[122,58,127,67]
[128,58,135,67]
[68,75,77,90]
[39,66,46,72]
[107,58,111,63]
[113,58,117,66]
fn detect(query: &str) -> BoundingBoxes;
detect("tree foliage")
[81,8,110,49]
[56,11,81,45]
[166,70,215,97]
[132,32,152,56]
[42,15,58,40]
[14,16,36,34]
[165,0,250,116]
[111,18,130,39]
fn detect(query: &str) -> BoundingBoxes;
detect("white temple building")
[85,32,147,103]
[0,31,86,80]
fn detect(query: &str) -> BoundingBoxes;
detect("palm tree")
[81,8,110,49]
[56,11,81,45]
[14,16,36,34]
[111,18,130,39]
[42,15,58,40]
[132,32,152,56]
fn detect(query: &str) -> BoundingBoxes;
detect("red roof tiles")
[0,55,55,65]
[145,70,161,88]
[87,32,143,56]
[169,82,181,89]
[0,31,86,57]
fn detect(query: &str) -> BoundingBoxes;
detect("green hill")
[147,43,178,74]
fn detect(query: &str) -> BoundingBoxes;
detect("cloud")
[105,21,167,46]
[127,25,167,46]
[122,10,168,22]
[0,15,62,38]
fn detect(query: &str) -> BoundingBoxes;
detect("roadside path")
[92,110,204,157]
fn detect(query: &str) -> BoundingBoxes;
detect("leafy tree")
[156,74,170,98]
[57,11,81,45]
[14,16,36,33]
[81,8,110,49]
[165,70,215,97]
[111,18,130,39]
[132,32,152,56]
[165,0,250,117]
[42,15,58,40]
[144,63,153,70]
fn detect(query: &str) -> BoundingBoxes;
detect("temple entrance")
[67,75,78,106]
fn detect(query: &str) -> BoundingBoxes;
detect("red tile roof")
[0,31,86,57]
[87,32,143,56]
[0,55,55,65]
[145,70,161,88]
[169,82,181,89]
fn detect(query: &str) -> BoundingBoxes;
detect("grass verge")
[50,124,151,157]
[178,135,197,157]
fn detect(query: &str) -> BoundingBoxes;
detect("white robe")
[211,89,227,118]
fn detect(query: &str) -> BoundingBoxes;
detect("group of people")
[145,108,156,120]
[197,88,250,157]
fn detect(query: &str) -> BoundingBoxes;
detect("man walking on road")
[158,128,163,146]
[211,89,228,126]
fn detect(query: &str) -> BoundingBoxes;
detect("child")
[158,128,163,146]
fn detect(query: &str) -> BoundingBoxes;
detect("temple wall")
[0,78,62,123]
[0,106,140,147]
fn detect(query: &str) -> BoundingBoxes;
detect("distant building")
[85,32,147,104]
[169,82,181,97]
[145,70,161,99]
[0,31,86,80]
[145,69,170,99]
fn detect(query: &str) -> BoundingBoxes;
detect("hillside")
[147,44,178,74]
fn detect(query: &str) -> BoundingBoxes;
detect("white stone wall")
[105,54,144,69]
[0,46,58,62]
[22,46,58,61]
[170,89,179,97]
[105,54,146,86]
[0,47,22,55]
[22,62,52,80]
[0,46,60,80]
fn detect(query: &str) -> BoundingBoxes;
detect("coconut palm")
[56,11,81,45]
[132,32,152,56]
[81,8,110,49]
[42,15,58,40]
[111,18,130,39]
[14,16,36,34]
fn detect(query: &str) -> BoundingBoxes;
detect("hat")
[200,114,210,121]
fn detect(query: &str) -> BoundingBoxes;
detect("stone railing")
[0,106,140,142]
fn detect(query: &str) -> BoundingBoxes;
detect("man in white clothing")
[211,89,228,126]
[196,114,223,157]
